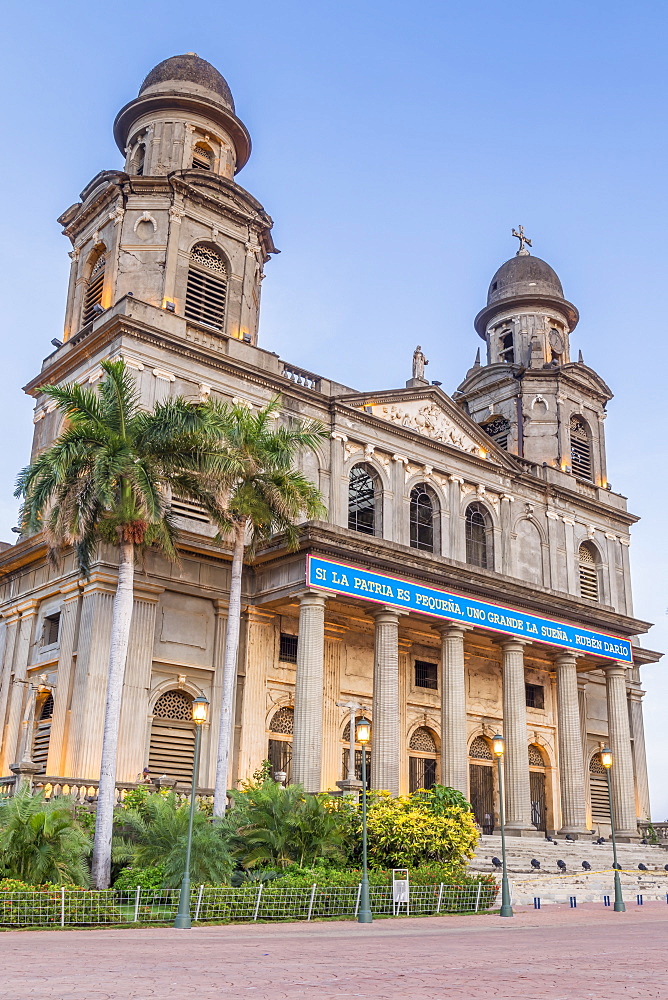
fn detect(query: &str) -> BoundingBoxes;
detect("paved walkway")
[3,904,668,999]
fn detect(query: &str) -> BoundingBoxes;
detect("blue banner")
[307,555,632,663]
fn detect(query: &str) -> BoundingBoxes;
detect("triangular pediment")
[336,385,515,467]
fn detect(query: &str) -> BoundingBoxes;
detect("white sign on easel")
[392,869,409,915]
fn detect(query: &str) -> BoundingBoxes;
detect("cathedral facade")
[0,54,659,840]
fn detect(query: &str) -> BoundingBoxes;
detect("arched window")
[348,463,380,535]
[32,693,54,774]
[184,243,228,331]
[465,502,493,569]
[578,542,600,601]
[148,690,195,785]
[410,483,438,552]
[82,252,106,326]
[192,142,214,170]
[468,736,494,833]
[589,752,611,825]
[341,717,371,788]
[482,416,510,451]
[570,415,592,481]
[408,727,438,792]
[268,706,293,783]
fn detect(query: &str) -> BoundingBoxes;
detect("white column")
[3,602,38,772]
[292,592,326,792]
[555,654,588,836]
[439,623,468,795]
[329,433,348,528]
[0,611,21,774]
[578,676,592,828]
[604,662,638,840]
[562,517,577,595]
[47,584,82,776]
[370,607,400,796]
[501,639,534,835]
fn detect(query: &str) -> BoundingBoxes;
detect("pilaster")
[116,585,162,783]
[235,606,273,787]
[0,611,21,774]
[627,686,651,822]
[47,583,82,776]
[2,602,38,774]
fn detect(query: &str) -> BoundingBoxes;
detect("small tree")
[16,360,225,887]
[204,397,327,816]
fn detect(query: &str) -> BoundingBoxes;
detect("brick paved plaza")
[2,904,667,999]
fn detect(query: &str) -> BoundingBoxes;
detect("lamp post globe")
[174,693,209,929]
[356,715,373,924]
[600,747,625,912]
[492,734,513,918]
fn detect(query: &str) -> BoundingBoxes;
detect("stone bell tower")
[456,231,613,487]
[58,53,277,347]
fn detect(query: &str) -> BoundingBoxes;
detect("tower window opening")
[82,254,105,326]
[570,415,593,480]
[465,502,493,569]
[133,143,146,176]
[348,463,380,535]
[482,416,510,451]
[499,331,515,363]
[192,143,214,170]
[185,243,228,331]
[410,483,436,552]
[578,542,600,601]
[279,633,298,663]
[414,659,438,690]
[42,612,61,647]
[525,683,545,709]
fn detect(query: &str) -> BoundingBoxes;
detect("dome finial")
[512,225,532,256]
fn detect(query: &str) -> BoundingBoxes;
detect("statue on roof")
[412,345,429,381]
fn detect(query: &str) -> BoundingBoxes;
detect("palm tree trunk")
[91,540,135,888]
[213,520,245,817]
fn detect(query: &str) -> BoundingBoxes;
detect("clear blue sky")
[0,1,666,814]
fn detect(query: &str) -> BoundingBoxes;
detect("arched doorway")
[528,744,547,832]
[148,690,195,785]
[408,727,438,792]
[267,707,293,783]
[589,751,611,828]
[469,736,495,834]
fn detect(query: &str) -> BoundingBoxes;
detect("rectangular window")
[414,660,438,690]
[42,612,61,647]
[279,633,298,663]
[525,683,545,709]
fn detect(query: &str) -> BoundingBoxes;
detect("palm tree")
[15,360,225,888]
[205,397,327,817]
[0,786,91,886]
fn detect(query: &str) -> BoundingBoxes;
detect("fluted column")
[292,592,326,792]
[116,587,161,783]
[3,602,38,772]
[555,654,588,836]
[370,608,400,796]
[578,676,592,827]
[500,639,534,835]
[604,663,638,840]
[628,687,651,821]
[0,611,21,774]
[439,623,468,795]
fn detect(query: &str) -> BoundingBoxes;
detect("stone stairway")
[469,834,668,905]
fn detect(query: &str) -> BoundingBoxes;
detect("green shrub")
[113,864,166,892]
[0,788,91,886]
[0,879,122,926]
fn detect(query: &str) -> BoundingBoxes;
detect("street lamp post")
[600,746,625,913]
[356,715,372,924]
[174,694,209,929]
[492,733,513,918]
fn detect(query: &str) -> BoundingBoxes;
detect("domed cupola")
[113,53,251,177]
[473,231,578,369]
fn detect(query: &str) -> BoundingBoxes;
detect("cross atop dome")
[512,225,532,256]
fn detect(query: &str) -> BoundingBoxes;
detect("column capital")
[370,605,403,623]
[602,661,628,678]
[497,636,530,650]
[435,621,471,637]
[294,590,328,607]
[554,651,579,668]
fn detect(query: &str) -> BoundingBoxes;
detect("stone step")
[470,834,667,877]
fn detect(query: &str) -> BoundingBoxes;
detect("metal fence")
[0,882,498,928]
